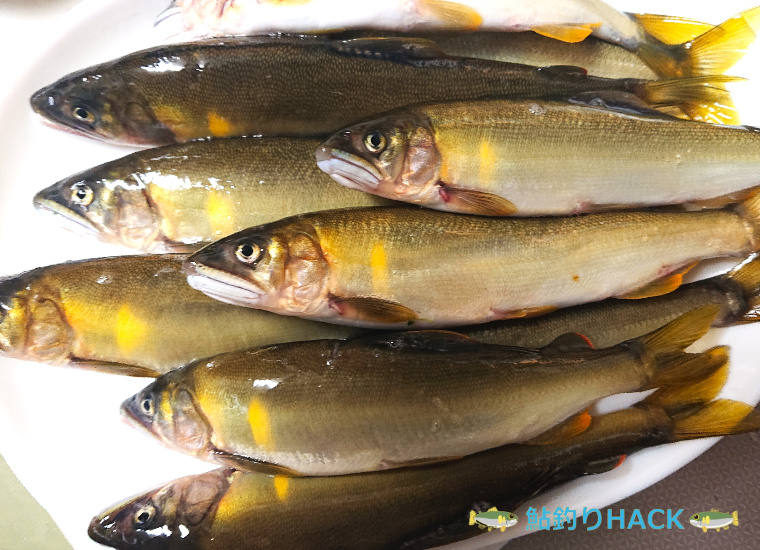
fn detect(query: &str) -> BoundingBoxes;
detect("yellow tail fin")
[721,254,760,325]
[638,7,760,79]
[639,75,744,124]
[673,399,760,441]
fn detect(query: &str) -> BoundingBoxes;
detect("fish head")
[690,512,709,528]
[30,67,175,146]
[88,469,231,549]
[34,163,162,251]
[184,220,328,314]
[0,271,74,364]
[317,112,442,204]
[122,374,212,458]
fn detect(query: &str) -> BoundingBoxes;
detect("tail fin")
[733,511,739,526]
[637,7,760,78]
[672,399,760,441]
[634,305,721,390]
[722,253,760,325]
[736,191,760,250]
[639,75,743,124]
[641,346,729,413]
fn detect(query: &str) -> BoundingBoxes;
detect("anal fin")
[618,262,698,299]
[523,409,592,445]
[584,454,627,475]
[329,295,419,324]
[439,184,518,216]
[532,23,601,43]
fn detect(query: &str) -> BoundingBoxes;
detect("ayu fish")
[0,255,356,377]
[91,395,760,549]
[30,36,735,146]
[33,137,389,252]
[318,99,760,217]
[184,202,760,329]
[157,0,760,82]
[121,307,725,475]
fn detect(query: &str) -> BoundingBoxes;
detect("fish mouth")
[185,262,264,308]
[120,395,155,435]
[33,195,100,237]
[316,146,382,192]
[88,514,116,546]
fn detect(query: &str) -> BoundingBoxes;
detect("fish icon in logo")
[468,507,518,532]
[689,509,738,532]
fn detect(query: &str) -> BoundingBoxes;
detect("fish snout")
[30,86,54,116]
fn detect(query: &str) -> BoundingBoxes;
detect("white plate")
[0,1,758,549]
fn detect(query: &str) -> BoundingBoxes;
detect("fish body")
[689,510,739,531]
[30,36,724,146]
[185,205,760,328]
[466,254,760,349]
[318,99,760,216]
[90,400,760,549]
[166,0,643,46]
[121,309,720,475]
[161,1,760,82]
[0,255,356,376]
[33,137,389,252]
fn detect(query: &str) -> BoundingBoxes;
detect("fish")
[29,35,737,146]
[465,254,760,349]
[159,0,760,82]
[468,509,518,532]
[689,510,739,532]
[0,255,356,377]
[33,136,390,252]
[91,393,760,549]
[120,307,727,475]
[184,201,760,329]
[318,98,760,217]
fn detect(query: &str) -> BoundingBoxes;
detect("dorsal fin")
[537,65,588,79]
[543,332,594,353]
[358,330,475,351]
[330,38,450,66]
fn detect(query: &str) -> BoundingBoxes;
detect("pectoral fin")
[329,295,419,324]
[439,185,518,216]
[211,450,305,477]
[491,306,558,320]
[523,409,592,445]
[532,23,601,43]
[618,262,698,299]
[68,358,161,378]
[379,455,463,470]
[419,0,483,30]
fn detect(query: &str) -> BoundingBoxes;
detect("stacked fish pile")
[2,1,760,548]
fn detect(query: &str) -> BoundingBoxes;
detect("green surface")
[0,453,73,550]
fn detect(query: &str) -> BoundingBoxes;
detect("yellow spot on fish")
[160,391,173,421]
[115,304,148,352]
[152,104,192,139]
[478,140,496,185]
[273,475,289,501]
[370,242,389,294]
[206,192,235,236]
[208,112,232,137]
[248,399,273,451]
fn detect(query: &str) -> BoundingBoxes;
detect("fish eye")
[235,243,262,264]
[70,183,94,207]
[133,505,156,527]
[72,105,95,124]
[693,514,699,520]
[508,513,515,520]
[140,396,155,417]
[363,130,386,154]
